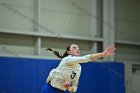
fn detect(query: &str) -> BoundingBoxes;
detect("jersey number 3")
[70,71,76,79]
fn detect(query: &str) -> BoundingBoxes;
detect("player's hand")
[63,82,74,92]
[63,82,70,89]
[68,87,74,92]
[103,44,116,56]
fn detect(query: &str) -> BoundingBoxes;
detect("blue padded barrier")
[0,56,125,93]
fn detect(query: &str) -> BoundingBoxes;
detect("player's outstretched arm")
[90,44,116,61]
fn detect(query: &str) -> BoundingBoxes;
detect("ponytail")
[46,47,70,59]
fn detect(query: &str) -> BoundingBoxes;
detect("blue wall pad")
[0,56,125,93]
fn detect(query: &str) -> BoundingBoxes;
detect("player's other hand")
[63,81,70,89]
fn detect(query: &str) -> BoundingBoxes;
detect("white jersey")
[46,55,91,92]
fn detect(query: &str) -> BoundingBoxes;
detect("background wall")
[115,0,140,93]
[0,0,96,58]
[0,0,34,31]
[0,0,140,93]
[115,0,140,62]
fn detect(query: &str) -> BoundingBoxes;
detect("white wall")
[41,0,92,37]
[0,0,96,58]
[115,1,140,93]
[115,0,140,62]
[115,0,140,42]
[132,69,140,93]
[0,33,34,56]
[0,0,139,61]
[0,0,34,31]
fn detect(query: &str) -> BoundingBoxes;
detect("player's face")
[67,44,81,56]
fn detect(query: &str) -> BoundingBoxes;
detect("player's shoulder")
[62,55,73,60]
